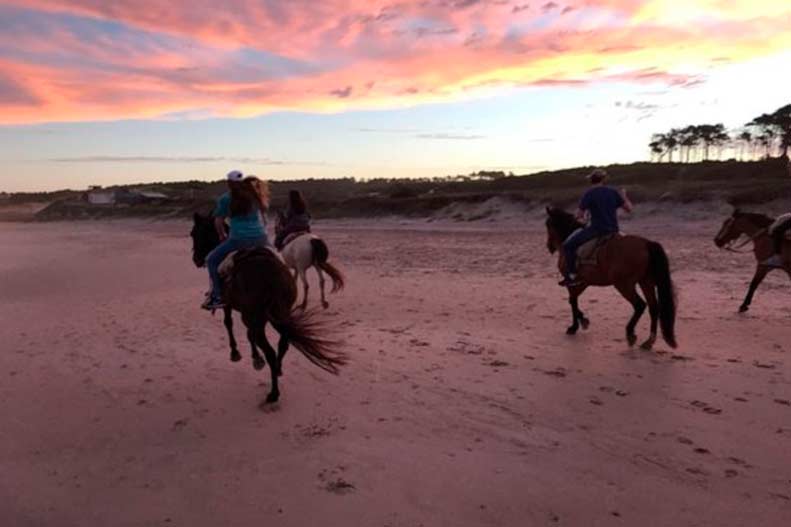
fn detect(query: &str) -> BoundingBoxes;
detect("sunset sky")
[1,0,790,192]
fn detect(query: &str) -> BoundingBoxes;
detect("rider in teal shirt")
[203,171,271,310]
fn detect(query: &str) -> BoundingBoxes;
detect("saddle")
[218,247,282,280]
[577,233,621,266]
[282,230,310,247]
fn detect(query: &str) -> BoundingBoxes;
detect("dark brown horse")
[545,207,678,349]
[714,210,791,312]
[190,213,346,404]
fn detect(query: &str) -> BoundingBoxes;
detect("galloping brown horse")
[714,210,791,312]
[545,207,678,349]
[191,213,346,404]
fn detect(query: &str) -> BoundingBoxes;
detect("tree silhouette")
[768,104,791,159]
[648,103,791,162]
[736,129,753,160]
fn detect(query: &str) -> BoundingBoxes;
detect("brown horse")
[545,207,678,349]
[190,213,346,404]
[714,210,791,312]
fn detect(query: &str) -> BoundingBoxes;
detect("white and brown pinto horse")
[275,211,345,310]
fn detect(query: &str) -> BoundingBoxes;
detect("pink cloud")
[0,0,789,123]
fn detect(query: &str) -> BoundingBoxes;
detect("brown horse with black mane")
[191,213,346,404]
[545,207,678,350]
[714,209,791,312]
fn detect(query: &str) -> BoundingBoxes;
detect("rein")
[723,227,767,253]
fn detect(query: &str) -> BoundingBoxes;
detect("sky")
[0,0,790,192]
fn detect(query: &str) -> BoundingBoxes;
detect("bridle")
[718,217,768,253]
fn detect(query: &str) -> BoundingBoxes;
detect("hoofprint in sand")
[1,212,789,527]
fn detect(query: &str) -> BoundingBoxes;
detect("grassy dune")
[3,158,788,221]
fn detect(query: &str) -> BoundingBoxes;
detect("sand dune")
[1,212,789,526]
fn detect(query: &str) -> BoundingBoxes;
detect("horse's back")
[581,234,655,285]
[282,233,320,270]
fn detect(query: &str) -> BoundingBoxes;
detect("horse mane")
[735,210,773,228]
[547,207,583,239]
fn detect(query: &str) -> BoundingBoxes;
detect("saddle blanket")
[218,247,283,278]
[578,233,622,265]
[282,230,311,247]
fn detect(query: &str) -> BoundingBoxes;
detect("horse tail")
[647,241,678,349]
[311,238,345,293]
[311,238,329,264]
[275,309,347,375]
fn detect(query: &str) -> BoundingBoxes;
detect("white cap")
[226,170,243,182]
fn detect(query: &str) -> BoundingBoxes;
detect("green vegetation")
[3,157,789,222]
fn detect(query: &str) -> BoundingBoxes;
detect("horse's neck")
[741,220,766,237]
[740,221,772,259]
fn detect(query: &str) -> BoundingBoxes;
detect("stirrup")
[558,276,581,288]
[201,296,225,310]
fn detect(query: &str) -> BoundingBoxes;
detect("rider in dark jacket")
[275,190,312,250]
[560,169,633,287]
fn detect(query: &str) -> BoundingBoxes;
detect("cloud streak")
[48,155,329,166]
[0,1,789,124]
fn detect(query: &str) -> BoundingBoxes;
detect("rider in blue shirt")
[560,169,633,287]
[202,171,271,310]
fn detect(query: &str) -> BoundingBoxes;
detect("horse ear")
[193,212,202,222]
[546,206,552,215]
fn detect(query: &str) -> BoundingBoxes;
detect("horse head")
[714,209,771,249]
[190,212,221,267]
[545,206,579,254]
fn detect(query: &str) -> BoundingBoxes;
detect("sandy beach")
[1,211,790,527]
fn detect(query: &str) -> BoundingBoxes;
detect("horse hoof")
[640,340,654,351]
[566,326,578,335]
[230,351,242,362]
[322,301,329,309]
[253,357,265,371]
[738,305,749,313]
[627,334,637,347]
[265,392,280,404]
[580,318,590,330]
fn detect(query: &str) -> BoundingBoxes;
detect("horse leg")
[740,266,769,313]
[576,296,590,330]
[254,329,280,403]
[242,314,266,371]
[298,269,309,310]
[615,282,646,347]
[315,265,329,309]
[223,307,241,362]
[638,280,658,350]
[566,285,588,335]
[567,292,581,335]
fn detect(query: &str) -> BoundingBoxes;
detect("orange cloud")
[0,0,789,124]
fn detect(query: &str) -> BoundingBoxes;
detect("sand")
[0,211,789,527]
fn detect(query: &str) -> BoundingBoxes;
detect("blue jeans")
[562,226,606,277]
[206,237,268,299]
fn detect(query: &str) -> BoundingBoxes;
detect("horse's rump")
[282,230,311,247]
[226,248,297,315]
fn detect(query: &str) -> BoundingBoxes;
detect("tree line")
[649,103,791,162]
